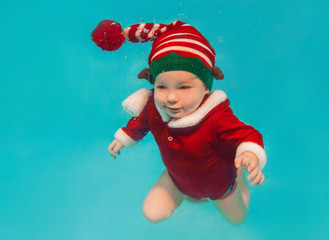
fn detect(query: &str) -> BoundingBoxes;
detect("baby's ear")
[213,66,224,80]
[138,68,153,83]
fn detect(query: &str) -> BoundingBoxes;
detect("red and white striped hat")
[91,20,224,90]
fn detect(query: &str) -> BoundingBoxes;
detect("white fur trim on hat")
[235,142,267,170]
[114,128,138,148]
[122,88,152,116]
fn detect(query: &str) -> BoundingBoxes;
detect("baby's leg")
[236,166,250,207]
[211,167,249,225]
[142,169,185,223]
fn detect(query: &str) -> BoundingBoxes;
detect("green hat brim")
[150,52,214,90]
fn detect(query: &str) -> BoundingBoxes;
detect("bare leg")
[211,167,250,225]
[237,167,250,208]
[142,169,185,223]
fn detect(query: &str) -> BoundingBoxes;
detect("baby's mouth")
[167,107,181,113]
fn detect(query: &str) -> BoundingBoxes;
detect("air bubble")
[217,36,224,43]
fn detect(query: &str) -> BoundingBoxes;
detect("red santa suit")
[114,88,267,200]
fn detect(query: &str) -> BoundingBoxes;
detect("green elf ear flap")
[138,68,153,84]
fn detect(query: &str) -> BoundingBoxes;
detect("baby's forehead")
[155,71,199,83]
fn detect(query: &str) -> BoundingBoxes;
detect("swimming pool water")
[1,0,329,239]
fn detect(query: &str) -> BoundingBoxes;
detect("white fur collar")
[122,88,227,129]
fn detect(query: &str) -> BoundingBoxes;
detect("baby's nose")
[166,90,179,103]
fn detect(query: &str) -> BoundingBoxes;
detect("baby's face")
[154,71,209,119]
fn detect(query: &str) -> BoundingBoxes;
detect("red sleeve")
[215,99,264,147]
[215,99,267,168]
[122,106,150,142]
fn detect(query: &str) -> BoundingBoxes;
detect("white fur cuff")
[235,142,267,170]
[114,128,138,148]
[122,88,152,116]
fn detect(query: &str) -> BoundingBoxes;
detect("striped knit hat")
[91,20,224,90]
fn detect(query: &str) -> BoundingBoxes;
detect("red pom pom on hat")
[91,19,224,90]
[91,20,125,51]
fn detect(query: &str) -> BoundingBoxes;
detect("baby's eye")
[179,85,191,89]
[156,85,166,89]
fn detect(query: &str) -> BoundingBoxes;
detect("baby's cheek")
[186,99,200,109]
[154,92,165,104]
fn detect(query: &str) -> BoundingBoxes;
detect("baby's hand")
[108,139,124,159]
[235,151,265,185]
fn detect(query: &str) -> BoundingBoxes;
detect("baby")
[92,20,267,224]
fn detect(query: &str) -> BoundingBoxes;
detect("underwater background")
[1,0,329,239]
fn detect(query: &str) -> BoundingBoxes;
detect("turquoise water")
[1,0,329,239]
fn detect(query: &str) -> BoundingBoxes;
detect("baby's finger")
[242,157,253,167]
[115,144,122,152]
[251,171,264,185]
[108,146,117,159]
[108,149,117,159]
[247,160,257,172]
[108,143,115,153]
[235,155,243,168]
[258,174,265,185]
[247,167,259,181]
[113,145,122,156]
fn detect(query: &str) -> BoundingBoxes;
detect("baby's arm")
[108,139,124,159]
[107,90,153,159]
[213,99,266,183]
[235,151,265,185]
